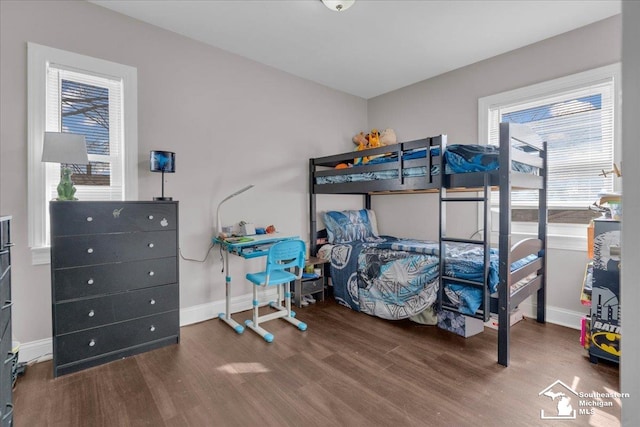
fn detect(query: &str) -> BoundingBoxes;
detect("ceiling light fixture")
[321,0,355,12]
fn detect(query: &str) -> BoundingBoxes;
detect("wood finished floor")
[13,300,620,427]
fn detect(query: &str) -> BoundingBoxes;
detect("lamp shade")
[42,132,89,164]
[150,151,175,173]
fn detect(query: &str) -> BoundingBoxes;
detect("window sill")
[31,246,51,265]
[490,223,587,252]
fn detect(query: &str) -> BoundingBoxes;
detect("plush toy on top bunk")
[339,128,397,168]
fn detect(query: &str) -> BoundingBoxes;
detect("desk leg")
[218,249,245,334]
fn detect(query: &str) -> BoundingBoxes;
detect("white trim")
[27,42,138,265]
[180,288,280,327]
[15,338,52,365]
[519,300,584,331]
[488,209,587,252]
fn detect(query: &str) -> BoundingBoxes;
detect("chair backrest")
[265,239,306,280]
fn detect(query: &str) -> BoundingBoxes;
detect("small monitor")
[150,150,175,173]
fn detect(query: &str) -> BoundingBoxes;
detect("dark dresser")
[50,201,180,377]
[1,215,14,426]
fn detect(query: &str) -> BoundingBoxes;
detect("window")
[479,64,621,250]
[28,43,138,264]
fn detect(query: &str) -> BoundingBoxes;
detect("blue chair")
[244,239,307,342]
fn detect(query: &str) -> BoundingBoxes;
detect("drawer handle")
[4,351,17,366]
[3,403,13,420]
[89,339,96,347]
[148,243,154,248]
[88,310,95,317]
[148,215,154,220]
[86,216,93,222]
[150,299,156,305]
[150,325,156,332]
[87,248,94,254]
[87,278,94,285]
[148,271,155,277]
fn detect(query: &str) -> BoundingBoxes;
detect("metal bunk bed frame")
[308,122,547,366]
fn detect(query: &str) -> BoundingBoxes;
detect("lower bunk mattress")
[323,237,536,320]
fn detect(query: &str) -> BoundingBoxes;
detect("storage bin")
[437,310,484,338]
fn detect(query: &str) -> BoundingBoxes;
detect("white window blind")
[488,78,616,209]
[46,66,124,201]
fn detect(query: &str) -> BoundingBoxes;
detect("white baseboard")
[519,301,585,330]
[16,289,280,364]
[16,291,582,364]
[16,338,52,364]
[179,288,279,327]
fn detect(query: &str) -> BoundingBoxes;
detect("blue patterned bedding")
[329,238,537,318]
[329,238,440,319]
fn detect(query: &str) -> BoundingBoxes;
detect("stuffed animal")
[367,129,381,148]
[352,131,367,147]
[379,128,397,146]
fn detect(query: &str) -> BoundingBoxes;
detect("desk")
[214,233,299,333]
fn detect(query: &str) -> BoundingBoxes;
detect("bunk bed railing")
[311,136,444,195]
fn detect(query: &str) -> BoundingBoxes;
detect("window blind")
[488,80,615,208]
[46,66,124,202]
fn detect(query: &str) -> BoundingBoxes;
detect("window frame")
[478,63,621,251]
[27,42,138,265]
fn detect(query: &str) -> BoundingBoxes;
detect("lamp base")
[153,196,173,201]
[57,168,79,201]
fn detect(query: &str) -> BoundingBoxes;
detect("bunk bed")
[308,122,547,366]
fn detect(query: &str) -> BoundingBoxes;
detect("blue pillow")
[324,209,379,244]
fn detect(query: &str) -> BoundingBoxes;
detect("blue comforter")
[329,238,538,318]
[329,237,439,319]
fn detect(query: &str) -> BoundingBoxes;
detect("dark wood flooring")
[13,300,620,426]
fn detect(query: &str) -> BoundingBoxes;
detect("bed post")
[498,122,512,367]
[537,140,548,323]
[309,158,317,256]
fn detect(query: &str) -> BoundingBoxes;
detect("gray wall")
[368,16,621,325]
[621,2,639,425]
[0,0,366,345]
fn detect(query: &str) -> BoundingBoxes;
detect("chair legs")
[244,283,307,343]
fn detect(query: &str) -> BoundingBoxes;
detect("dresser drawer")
[0,219,10,251]
[0,252,9,282]
[0,295,10,341]
[53,257,177,301]
[55,284,179,335]
[1,328,13,424]
[50,202,177,236]
[54,310,179,366]
[0,264,9,307]
[52,230,176,268]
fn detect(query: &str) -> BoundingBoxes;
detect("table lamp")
[42,132,89,201]
[150,150,175,201]
[216,184,254,237]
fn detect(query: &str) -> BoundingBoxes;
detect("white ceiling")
[90,0,621,99]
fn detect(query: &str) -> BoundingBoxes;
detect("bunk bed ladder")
[438,173,492,322]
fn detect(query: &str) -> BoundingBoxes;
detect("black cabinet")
[50,202,180,377]
[0,215,14,427]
